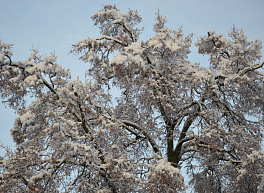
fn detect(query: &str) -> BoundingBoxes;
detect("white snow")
[156,159,179,176]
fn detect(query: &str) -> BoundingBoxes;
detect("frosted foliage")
[1,4,264,193]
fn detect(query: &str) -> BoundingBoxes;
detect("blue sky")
[0,0,264,156]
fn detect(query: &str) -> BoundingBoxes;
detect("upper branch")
[237,61,264,77]
[115,22,135,42]
[96,35,128,47]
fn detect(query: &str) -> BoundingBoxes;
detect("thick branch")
[169,99,204,167]
[166,101,202,167]
[120,120,161,155]
[171,113,198,167]
[41,78,58,96]
[177,100,202,114]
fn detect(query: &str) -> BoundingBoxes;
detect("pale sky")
[0,0,264,156]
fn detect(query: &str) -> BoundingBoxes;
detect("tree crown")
[0,4,264,192]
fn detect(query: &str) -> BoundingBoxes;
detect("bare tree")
[0,5,263,192]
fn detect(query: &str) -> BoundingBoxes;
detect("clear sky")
[0,0,264,157]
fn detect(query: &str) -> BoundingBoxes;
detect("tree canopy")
[1,4,264,192]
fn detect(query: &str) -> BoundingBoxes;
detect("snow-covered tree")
[1,4,264,192]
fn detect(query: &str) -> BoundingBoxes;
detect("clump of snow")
[20,111,33,123]
[0,53,4,61]
[122,172,132,178]
[110,53,127,64]
[156,159,179,177]
[24,75,40,86]
[237,168,247,181]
